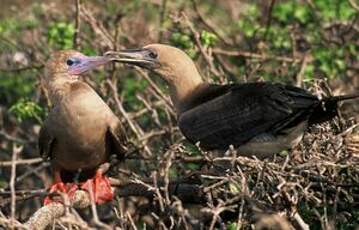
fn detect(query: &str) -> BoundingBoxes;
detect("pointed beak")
[104,49,159,69]
[68,56,111,75]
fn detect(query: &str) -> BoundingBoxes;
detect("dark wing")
[38,123,56,161]
[107,120,128,159]
[178,82,319,150]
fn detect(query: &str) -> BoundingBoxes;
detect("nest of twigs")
[2,115,358,229]
[108,119,359,230]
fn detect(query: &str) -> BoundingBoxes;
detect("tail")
[308,92,359,125]
[327,92,359,102]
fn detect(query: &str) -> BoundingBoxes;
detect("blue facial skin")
[67,56,110,75]
[66,58,80,67]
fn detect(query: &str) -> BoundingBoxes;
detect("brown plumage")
[40,50,127,204]
[106,44,359,158]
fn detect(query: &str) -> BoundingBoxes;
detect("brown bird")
[106,44,359,158]
[40,50,127,205]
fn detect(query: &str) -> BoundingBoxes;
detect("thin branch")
[0,131,28,145]
[135,68,175,116]
[0,65,44,73]
[10,146,22,228]
[106,79,153,156]
[213,48,301,63]
[80,6,114,49]
[191,0,232,46]
[263,0,277,39]
[0,157,43,167]
[181,12,223,78]
[158,0,168,42]
[73,0,81,49]
[293,212,310,230]
[349,0,359,12]
[296,54,311,87]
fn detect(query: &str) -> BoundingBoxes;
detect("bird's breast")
[49,93,114,171]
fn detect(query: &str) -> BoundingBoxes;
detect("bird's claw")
[44,182,78,205]
[80,171,113,204]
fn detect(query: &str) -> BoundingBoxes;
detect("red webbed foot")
[44,182,78,205]
[80,170,113,204]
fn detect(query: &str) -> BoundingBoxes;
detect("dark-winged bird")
[106,44,359,158]
[41,50,127,204]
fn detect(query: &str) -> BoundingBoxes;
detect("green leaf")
[9,98,44,124]
[294,5,311,24]
[185,143,201,156]
[170,31,197,59]
[304,64,314,80]
[185,163,200,170]
[247,4,259,17]
[200,30,218,47]
[229,182,241,193]
[237,19,259,37]
[47,22,75,49]
[335,59,346,71]
[279,150,289,157]
[273,2,294,22]
[227,222,239,230]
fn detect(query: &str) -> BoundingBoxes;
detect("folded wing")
[178,82,319,150]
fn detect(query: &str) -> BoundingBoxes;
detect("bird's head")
[105,44,200,84]
[44,50,110,82]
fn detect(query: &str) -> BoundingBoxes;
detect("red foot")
[44,170,113,205]
[44,182,78,205]
[80,171,113,204]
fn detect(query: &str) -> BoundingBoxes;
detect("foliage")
[170,31,197,58]
[235,0,358,80]
[0,72,36,104]
[47,22,75,49]
[9,98,44,124]
[0,18,39,37]
[121,74,148,110]
[200,30,218,47]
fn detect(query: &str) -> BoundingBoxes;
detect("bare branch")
[25,190,91,230]
[73,0,81,49]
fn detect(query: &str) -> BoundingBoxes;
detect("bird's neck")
[168,70,205,114]
[45,74,79,104]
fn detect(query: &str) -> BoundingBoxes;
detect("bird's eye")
[148,51,158,59]
[66,59,75,66]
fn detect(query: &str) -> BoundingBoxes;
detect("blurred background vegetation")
[0,0,359,229]
[1,0,358,122]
